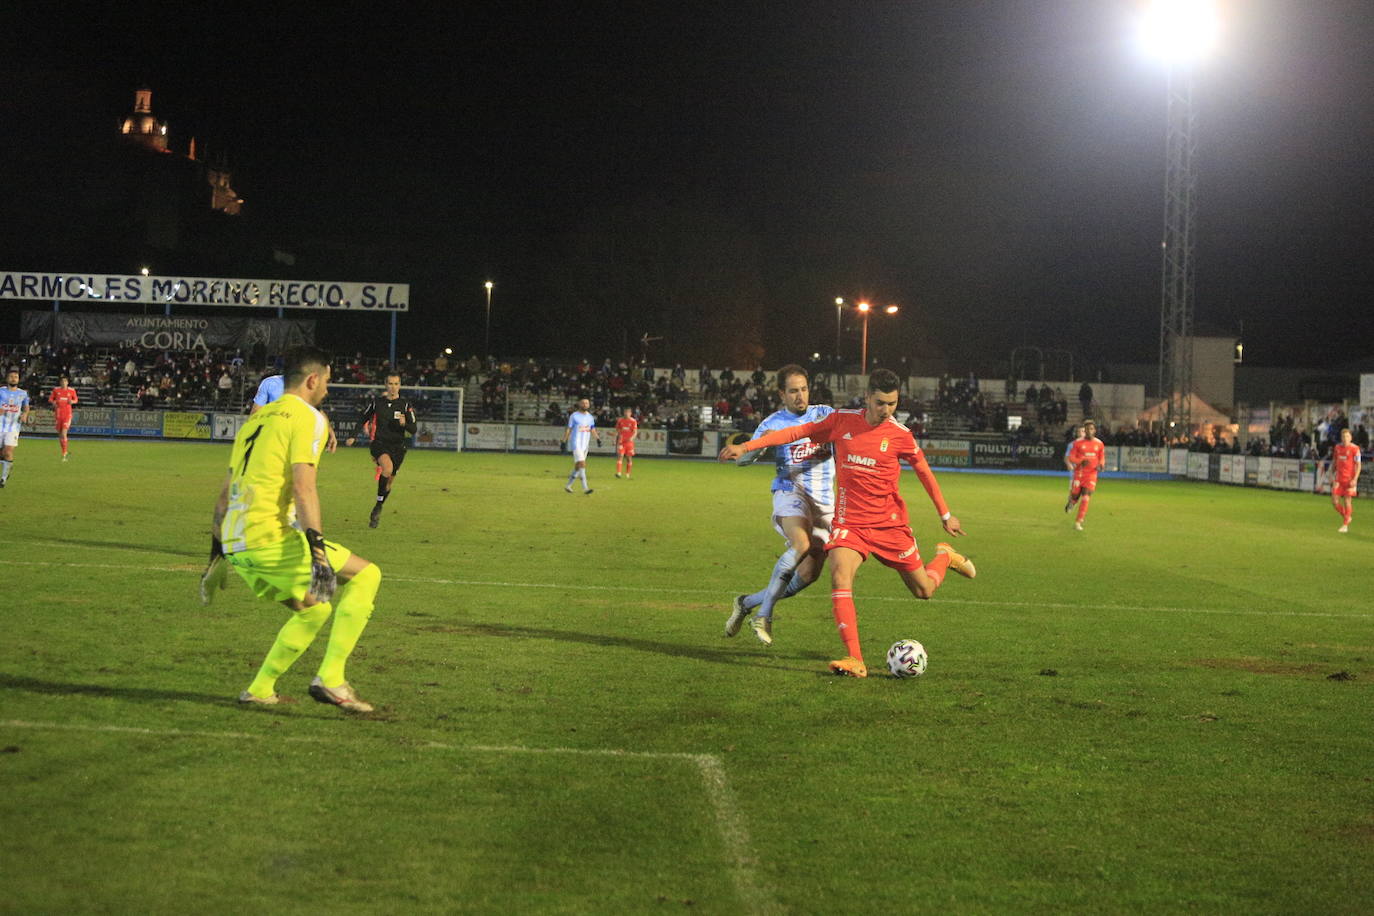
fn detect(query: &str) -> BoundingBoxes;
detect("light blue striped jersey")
[253,375,284,407]
[754,404,835,501]
[0,386,30,434]
[567,410,597,452]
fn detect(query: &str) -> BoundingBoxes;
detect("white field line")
[5,556,1373,620]
[0,719,771,915]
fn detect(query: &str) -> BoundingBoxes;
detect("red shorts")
[616,440,635,457]
[825,524,923,572]
[1333,479,1358,498]
[1073,470,1098,493]
[55,414,72,432]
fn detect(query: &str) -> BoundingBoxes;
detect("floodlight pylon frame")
[1158,67,1197,439]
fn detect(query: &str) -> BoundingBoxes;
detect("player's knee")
[350,561,382,593]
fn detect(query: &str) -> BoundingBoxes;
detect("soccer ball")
[887,639,928,678]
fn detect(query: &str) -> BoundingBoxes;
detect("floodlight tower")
[1140,0,1218,440]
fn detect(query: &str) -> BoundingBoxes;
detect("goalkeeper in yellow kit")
[203,346,382,712]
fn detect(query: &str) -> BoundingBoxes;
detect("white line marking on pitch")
[4,558,1370,620]
[0,719,772,915]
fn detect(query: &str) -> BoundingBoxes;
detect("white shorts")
[572,447,589,463]
[0,428,19,448]
[771,488,834,540]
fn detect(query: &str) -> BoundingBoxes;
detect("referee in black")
[346,372,417,528]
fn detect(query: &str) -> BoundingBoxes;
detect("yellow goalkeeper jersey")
[221,393,329,552]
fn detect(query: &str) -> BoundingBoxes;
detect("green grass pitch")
[1,439,1370,913]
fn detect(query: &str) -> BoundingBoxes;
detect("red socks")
[924,553,950,589]
[830,589,862,661]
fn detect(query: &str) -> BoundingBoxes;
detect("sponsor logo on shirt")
[846,454,876,468]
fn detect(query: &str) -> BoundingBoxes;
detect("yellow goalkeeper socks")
[247,602,332,698]
[316,562,381,688]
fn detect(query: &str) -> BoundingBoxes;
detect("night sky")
[5,1,1374,371]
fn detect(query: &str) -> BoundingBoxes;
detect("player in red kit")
[719,369,974,677]
[48,375,78,461]
[614,407,638,478]
[1324,427,1361,533]
[1065,419,1105,530]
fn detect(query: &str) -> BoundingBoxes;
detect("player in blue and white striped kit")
[724,364,834,645]
[0,368,32,488]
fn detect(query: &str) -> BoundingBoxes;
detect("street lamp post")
[856,302,871,371]
[834,297,844,368]
[857,302,899,372]
[483,281,494,356]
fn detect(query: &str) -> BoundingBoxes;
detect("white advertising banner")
[512,426,563,453]
[1362,373,1374,407]
[414,420,459,450]
[1186,453,1209,480]
[1169,449,1190,475]
[1,270,409,311]
[627,428,670,457]
[212,413,247,441]
[464,424,514,450]
[1120,447,1168,474]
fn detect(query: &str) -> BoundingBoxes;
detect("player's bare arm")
[909,453,965,538]
[211,471,231,531]
[200,472,233,605]
[291,462,336,605]
[718,423,814,462]
[735,447,765,466]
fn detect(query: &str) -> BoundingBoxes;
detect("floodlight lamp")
[857,301,871,312]
[484,281,494,290]
[1138,0,1219,66]
[885,305,899,314]
[835,297,844,305]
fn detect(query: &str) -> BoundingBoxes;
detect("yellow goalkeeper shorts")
[226,531,352,604]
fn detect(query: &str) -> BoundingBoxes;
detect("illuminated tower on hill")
[119,86,169,152]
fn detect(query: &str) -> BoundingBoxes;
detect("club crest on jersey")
[880,438,889,452]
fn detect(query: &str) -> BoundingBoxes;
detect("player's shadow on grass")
[459,622,828,671]
[32,535,201,559]
[0,673,226,705]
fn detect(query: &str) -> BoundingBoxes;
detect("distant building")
[119,87,169,152]
[116,86,242,216]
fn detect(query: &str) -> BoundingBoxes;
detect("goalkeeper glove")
[305,528,337,602]
[199,535,228,606]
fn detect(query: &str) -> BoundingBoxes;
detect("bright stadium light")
[1138,0,1219,66]
[834,297,845,367]
[483,281,495,356]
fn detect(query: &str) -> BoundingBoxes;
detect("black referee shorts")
[370,441,407,473]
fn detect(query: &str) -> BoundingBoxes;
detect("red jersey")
[49,386,79,417]
[615,416,638,444]
[1067,437,1106,473]
[1331,442,1361,483]
[745,409,949,528]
